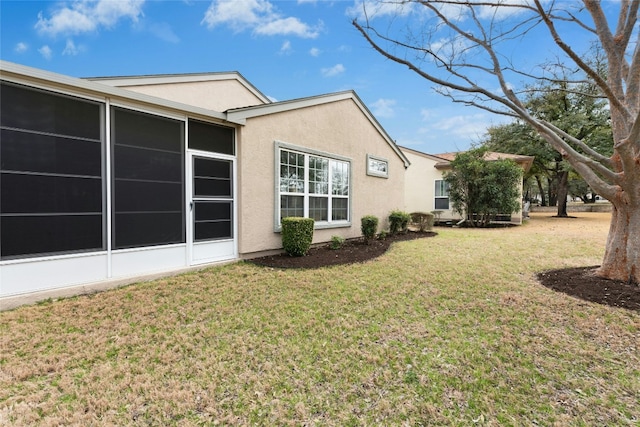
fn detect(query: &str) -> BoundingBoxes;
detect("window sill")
[274,221,351,233]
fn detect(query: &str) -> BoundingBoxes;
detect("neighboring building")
[401,146,534,225]
[0,61,409,302]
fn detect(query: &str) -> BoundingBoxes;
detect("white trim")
[111,243,186,255]
[274,141,352,232]
[228,91,411,168]
[0,249,108,266]
[105,98,113,278]
[366,154,389,178]
[87,71,271,105]
[0,61,238,124]
[109,98,188,122]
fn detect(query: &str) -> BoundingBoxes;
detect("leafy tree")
[353,1,640,283]
[483,78,613,214]
[444,148,522,227]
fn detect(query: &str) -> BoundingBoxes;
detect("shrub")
[377,230,388,240]
[389,210,411,234]
[410,212,435,232]
[360,215,378,242]
[281,217,314,256]
[329,235,345,250]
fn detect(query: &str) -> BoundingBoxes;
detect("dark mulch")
[538,266,640,312]
[248,231,436,269]
[248,231,639,312]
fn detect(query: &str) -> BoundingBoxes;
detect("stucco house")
[0,61,409,304]
[401,146,534,225]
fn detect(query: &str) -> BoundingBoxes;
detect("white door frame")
[186,150,237,265]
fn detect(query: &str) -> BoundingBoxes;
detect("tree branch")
[536,0,631,120]
[540,120,614,166]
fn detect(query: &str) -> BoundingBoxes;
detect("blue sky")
[0,0,606,154]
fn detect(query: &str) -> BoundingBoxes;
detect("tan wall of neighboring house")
[118,80,266,111]
[402,149,461,221]
[402,147,526,224]
[237,99,406,256]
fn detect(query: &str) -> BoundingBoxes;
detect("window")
[0,82,104,259]
[435,179,450,210]
[366,154,389,178]
[111,107,184,249]
[278,145,350,227]
[188,119,234,155]
[192,157,233,241]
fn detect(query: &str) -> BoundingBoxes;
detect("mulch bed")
[248,231,436,269]
[248,231,639,312]
[538,266,640,312]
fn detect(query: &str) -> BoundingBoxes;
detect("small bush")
[410,212,435,232]
[361,215,379,242]
[377,230,388,240]
[329,235,345,250]
[389,210,411,234]
[281,217,314,256]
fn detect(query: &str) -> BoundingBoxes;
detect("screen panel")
[1,215,103,258]
[111,107,185,249]
[194,201,232,241]
[0,82,101,140]
[0,83,104,259]
[188,120,234,155]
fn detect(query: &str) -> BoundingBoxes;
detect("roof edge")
[85,71,271,105]
[0,60,235,124]
[227,91,410,168]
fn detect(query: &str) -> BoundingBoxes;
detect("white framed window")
[366,154,389,178]
[276,142,350,229]
[435,179,450,210]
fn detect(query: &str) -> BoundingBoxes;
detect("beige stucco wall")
[121,80,266,111]
[403,148,525,224]
[403,149,461,221]
[237,99,406,256]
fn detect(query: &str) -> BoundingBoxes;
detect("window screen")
[188,120,234,155]
[0,82,104,259]
[111,107,185,249]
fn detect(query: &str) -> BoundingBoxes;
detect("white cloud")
[371,98,396,118]
[279,40,292,55]
[149,22,180,43]
[309,47,320,57]
[62,39,81,55]
[202,0,322,38]
[346,0,414,21]
[477,0,535,20]
[15,42,28,53]
[38,45,53,60]
[420,109,495,143]
[35,0,144,37]
[321,63,345,77]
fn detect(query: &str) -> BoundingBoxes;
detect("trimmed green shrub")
[329,235,345,250]
[360,215,378,243]
[410,212,435,232]
[281,217,314,257]
[377,230,388,240]
[389,210,411,234]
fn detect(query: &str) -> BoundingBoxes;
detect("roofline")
[86,71,271,105]
[399,145,452,163]
[0,61,239,125]
[227,91,411,168]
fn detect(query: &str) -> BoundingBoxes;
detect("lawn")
[1,212,638,426]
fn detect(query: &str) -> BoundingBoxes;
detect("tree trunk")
[535,175,546,206]
[548,177,557,207]
[556,170,569,217]
[598,201,640,285]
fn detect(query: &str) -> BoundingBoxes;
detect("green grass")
[1,213,638,426]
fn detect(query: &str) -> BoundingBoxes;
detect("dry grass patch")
[1,212,638,426]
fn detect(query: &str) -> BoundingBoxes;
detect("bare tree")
[353,0,639,284]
